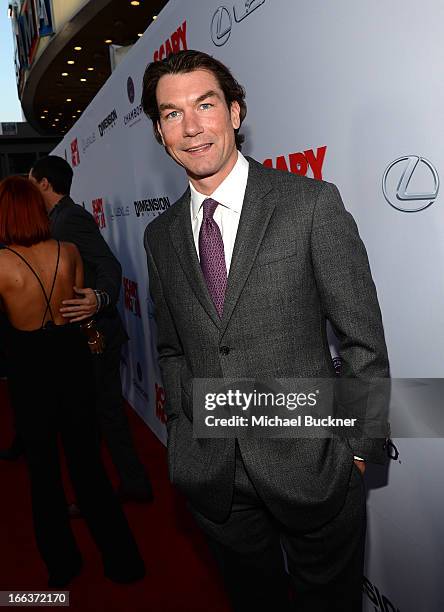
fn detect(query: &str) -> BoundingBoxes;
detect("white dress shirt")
[189,152,364,463]
[190,150,249,274]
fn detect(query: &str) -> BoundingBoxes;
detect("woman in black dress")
[0,176,145,587]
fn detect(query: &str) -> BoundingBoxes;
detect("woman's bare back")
[0,239,83,331]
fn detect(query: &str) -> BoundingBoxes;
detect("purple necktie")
[199,198,227,318]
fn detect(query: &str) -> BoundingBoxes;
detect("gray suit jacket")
[144,157,389,530]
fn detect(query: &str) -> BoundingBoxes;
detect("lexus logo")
[211,6,232,46]
[382,155,440,212]
[211,2,266,46]
[385,439,399,461]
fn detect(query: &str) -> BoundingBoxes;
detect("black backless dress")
[2,242,145,586]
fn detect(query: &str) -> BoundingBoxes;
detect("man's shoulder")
[58,198,94,221]
[51,198,89,228]
[247,157,334,216]
[248,156,330,197]
[144,188,189,242]
[52,197,104,248]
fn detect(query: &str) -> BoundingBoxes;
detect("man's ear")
[40,178,50,192]
[156,120,166,146]
[230,101,241,130]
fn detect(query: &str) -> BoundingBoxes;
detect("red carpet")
[0,380,230,611]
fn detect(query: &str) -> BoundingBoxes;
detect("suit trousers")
[92,346,148,492]
[189,442,366,612]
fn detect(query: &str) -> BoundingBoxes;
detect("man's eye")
[200,103,213,110]
[165,110,180,120]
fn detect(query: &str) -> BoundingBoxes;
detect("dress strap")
[40,240,60,328]
[2,241,61,328]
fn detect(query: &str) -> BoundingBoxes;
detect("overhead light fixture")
[54,118,60,122]
[67,60,75,64]
[80,78,86,82]
[72,115,76,118]
[58,112,62,116]
[43,109,48,113]
[131,1,140,5]
[153,15,157,20]
[76,109,81,113]
[62,72,68,76]
[66,98,72,102]
[40,115,46,119]
[138,33,143,37]
[74,46,82,51]
[105,39,112,44]
[87,67,94,71]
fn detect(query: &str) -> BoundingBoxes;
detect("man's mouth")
[185,143,212,154]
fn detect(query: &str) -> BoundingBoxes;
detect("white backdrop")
[53,1,444,609]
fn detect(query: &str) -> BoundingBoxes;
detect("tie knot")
[202,198,219,220]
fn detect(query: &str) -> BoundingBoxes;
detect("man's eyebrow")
[158,102,180,113]
[158,90,221,113]
[195,90,220,104]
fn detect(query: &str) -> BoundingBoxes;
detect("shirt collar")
[190,151,249,220]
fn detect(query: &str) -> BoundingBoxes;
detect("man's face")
[155,69,241,191]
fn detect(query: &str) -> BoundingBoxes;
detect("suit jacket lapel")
[169,188,221,329]
[168,159,276,334]
[220,159,275,336]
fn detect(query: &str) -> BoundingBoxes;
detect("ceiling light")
[153,15,157,20]
[58,112,62,116]
[130,1,140,5]
[54,118,60,122]
[43,109,48,113]
[87,67,94,71]
[74,46,82,51]
[80,78,86,82]
[52,123,56,127]
[67,60,75,64]
[104,39,112,44]
[62,72,68,76]
[72,115,76,118]
[66,98,72,102]
[76,109,81,113]
[138,33,143,37]
[40,115,46,119]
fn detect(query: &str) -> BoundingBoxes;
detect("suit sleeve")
[59,207,122,305]
[144,228,184,428]
[310,182,390,463]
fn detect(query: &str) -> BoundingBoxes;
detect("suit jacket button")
[219,346,230,355]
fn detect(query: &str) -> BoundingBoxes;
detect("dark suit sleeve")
[57,206,122,305]
[144,228,184,429]
[310,182,390,463]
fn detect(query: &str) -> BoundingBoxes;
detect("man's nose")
[182,111,203,137]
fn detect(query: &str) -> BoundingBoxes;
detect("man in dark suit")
[142,51,389,611]
[28,156,153,504]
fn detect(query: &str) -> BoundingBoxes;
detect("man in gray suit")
[142,50,389,611]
